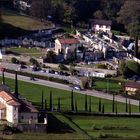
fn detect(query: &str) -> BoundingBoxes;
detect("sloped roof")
[58,38,79,45]
[89,19,112,26]
[0,91,38,112]
[125,82,140,89]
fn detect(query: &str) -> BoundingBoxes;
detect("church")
[0,71,38,124]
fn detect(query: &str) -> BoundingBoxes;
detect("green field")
[0,77,139,113]
[1,9,51,30]
[72,115,140,139]
[94,80,123,92]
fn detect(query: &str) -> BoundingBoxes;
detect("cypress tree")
[139,100,140,112]
[115,100,118,115]
[85,94,88,111]
[75,97,77,112]
[15,71,19,98]
[58,96,60,111]
[2,70,5,85]
[89,96,91,112]
[112,93,115,113]
[41,90,44,109]
[45,99,47,110]
[49,90,53,111]
[125,97,128,113]
[71,90,74,111]
[129,99,131,115]
[99,98,101,112]
[102,104,104,114]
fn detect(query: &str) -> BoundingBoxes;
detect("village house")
[55,37,81,59]
[89,19,112,33]
[0,71,38,124]
[124,82,140,95]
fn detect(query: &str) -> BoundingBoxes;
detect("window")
[31,116,33,119]
[21,116,24,119]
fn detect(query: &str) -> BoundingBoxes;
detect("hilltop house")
[55,37,81,59]
[89,19,112,33]
[124,82,140,95]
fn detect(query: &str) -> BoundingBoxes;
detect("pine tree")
[85,94,88,111]
[41,90,44,109]
[89,96,91,112]
[112,93,115,113]
[2,70,5,85]
[71,90,74,111]
[139,100,140,112]
[129,99,131,115]
[45,99,47,110]
[49,90,53,111]
[99,98,101,112]
[115,100,118,114]
[75,97,77,112]
[58,96,60,111]
[125,97,128,113]
[102,104,104,114]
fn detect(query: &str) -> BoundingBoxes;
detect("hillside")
[1,8,52,31]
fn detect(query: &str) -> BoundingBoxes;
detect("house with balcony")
[89,19,112,33]
[124,82,140,95]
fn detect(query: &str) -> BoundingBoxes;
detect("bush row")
[5,69,69,85]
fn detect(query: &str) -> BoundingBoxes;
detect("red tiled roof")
[0,91,20,106]
[125,82,140,89]
[58,38,79,45]
[0,91,38,112]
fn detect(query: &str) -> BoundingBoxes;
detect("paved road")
[1,72,140,107]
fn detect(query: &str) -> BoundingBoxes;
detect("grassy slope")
[72,115,140,139]
[1,9,51,30]
[1,77,139,113]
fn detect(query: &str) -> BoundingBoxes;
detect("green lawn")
[71,115,140,139]
[94,80,123,92]
[6,47,42,54]
[1,8,52,30]
[1,77,139,113]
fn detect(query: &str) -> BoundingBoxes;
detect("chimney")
[2,70,5,85]
[15,71,18,98]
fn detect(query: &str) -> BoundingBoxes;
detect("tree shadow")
[47,113,75,133]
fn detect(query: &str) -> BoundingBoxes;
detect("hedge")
[5,69,69,85]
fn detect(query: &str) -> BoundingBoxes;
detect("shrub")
[11,57,19,64]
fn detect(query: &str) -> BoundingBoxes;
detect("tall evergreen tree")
[115,100,118,114]
[102,104,104,114]
[41,90,44,109]
[89,96,91,112]
[85,94,88,111]
[125,97,128,113]
[71,90,74,111]
[2,70,5,85]
[45,99,47,110]
[58,96,60,111]
[15,71,19,98]
[49,90,53,111]
[112,93,115,113]
[129,99,131,115]
[75,97,77,112]
[99,98,102,112]
[139,100,140,112]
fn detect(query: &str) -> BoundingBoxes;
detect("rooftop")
[58,38,79,45]
[89,19,112,26]
[125,82,140,89]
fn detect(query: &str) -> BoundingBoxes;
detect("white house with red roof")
[0,72,38,124]
[55,37,81,59]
